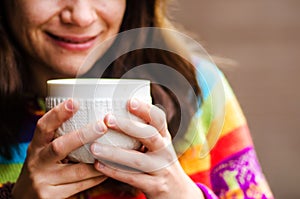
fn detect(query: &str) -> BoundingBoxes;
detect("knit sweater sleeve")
[0,183,14,198]
[176,59,274,198]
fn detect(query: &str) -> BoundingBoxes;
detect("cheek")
[99,1,126,29]
[13,1,59,27]
[9,2,60,49]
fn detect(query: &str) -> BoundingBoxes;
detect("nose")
[61,0,97,27]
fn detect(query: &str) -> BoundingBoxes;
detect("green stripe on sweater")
[0,163,23,183]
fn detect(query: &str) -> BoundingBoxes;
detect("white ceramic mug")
[46,78,151,163]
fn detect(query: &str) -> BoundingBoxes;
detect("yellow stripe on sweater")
[179,145,211,175]
[219,76,247,137]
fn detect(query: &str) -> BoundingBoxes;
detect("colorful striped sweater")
[0,59,274,198]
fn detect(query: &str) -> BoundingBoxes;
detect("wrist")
[166,166,205,199]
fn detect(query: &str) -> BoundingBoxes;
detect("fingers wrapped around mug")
[40,120,107,164]
[128,98,170,139]
[90,99,178,173]
[31,99,79,149]
[13,99,109,199]
[30,99,108,164]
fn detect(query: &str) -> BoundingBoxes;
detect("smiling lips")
[47,32,98,51]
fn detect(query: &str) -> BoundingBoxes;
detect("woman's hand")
[12,99,108,199]
[91,99,204,199]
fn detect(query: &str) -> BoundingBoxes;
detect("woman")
[0,0,274,198]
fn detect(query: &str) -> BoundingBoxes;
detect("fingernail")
[107,115,116,127]
[94,122,106,133]
[92,144,102,153]
[130,98,139,110]
[97,161,105,169]
[65,99,74,111]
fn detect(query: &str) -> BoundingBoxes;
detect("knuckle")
[157,113,167,128]
[74,165,89,179]
[55,104,72,122]
[153,178,168,194]
[146,179,158,193]
[165,151,176,165]
[132,158,144,168]
[109,168,118,178]
[74,130,85,145]
[165,133,172,140]
[26,158,37,172]
[151,106,167,130]
[26,143,34,155]
[52,105,61,116]
[125,175,137,185]
[36,119,48,133]
[157,107,167,119]
[50,139,65,158]
[149,134,161,144]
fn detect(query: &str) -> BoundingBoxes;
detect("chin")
[51,56,93,76]
[55,65,91,77]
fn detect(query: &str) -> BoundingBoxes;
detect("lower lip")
[47,35,97,51]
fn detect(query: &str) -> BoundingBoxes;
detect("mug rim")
[47,78,150,85]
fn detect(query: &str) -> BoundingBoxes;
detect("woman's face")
[5,0,126,77]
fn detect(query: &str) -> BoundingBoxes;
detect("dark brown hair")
[0,2,27,159]
[0,0,201,196]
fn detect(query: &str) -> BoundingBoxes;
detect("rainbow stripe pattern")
[0,59,274,198]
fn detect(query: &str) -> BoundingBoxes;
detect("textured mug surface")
[46,78,151,163]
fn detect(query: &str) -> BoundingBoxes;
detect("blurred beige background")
[173,0,300,198]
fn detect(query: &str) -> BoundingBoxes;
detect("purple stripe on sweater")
[196,183,218,199]
[210,147,274,198]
